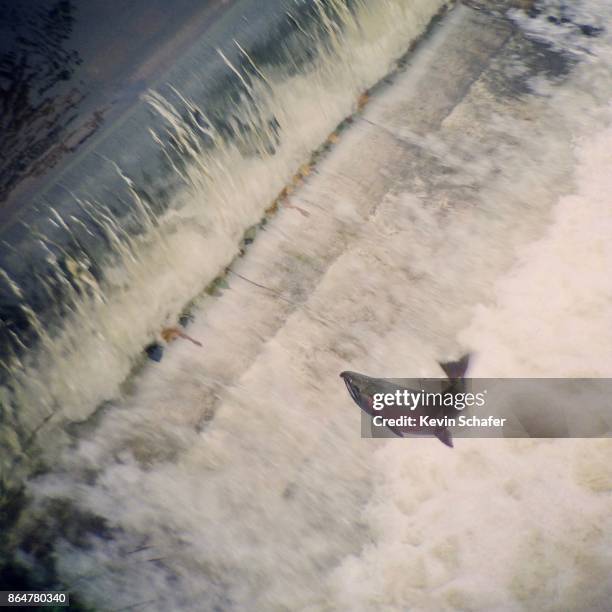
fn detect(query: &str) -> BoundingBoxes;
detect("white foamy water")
[332,122,612,612]
[460,122,612,377]
[14,1,612,610]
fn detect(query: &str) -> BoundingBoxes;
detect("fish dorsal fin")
[435,427,453,448]
[439,354,470,380]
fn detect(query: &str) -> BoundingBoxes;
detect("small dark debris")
[579,24,603,37]
[206,276,228,297]
[179,312,194,327]
[145,342,164,362]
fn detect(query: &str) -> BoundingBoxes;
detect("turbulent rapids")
[1,0,612,610]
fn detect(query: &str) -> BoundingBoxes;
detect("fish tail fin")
[439,353,470,380]
[435,427,454,448]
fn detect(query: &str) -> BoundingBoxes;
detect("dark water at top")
[0,0,219,218]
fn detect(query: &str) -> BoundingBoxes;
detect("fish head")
[340,371,376,415]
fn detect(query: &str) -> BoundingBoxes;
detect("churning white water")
[11,0,612,610]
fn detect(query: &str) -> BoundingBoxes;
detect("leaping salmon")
[340,354,470,448]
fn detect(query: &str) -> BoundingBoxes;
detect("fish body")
[340,355,470,448]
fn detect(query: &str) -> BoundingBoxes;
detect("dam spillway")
[1,1,612,610]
